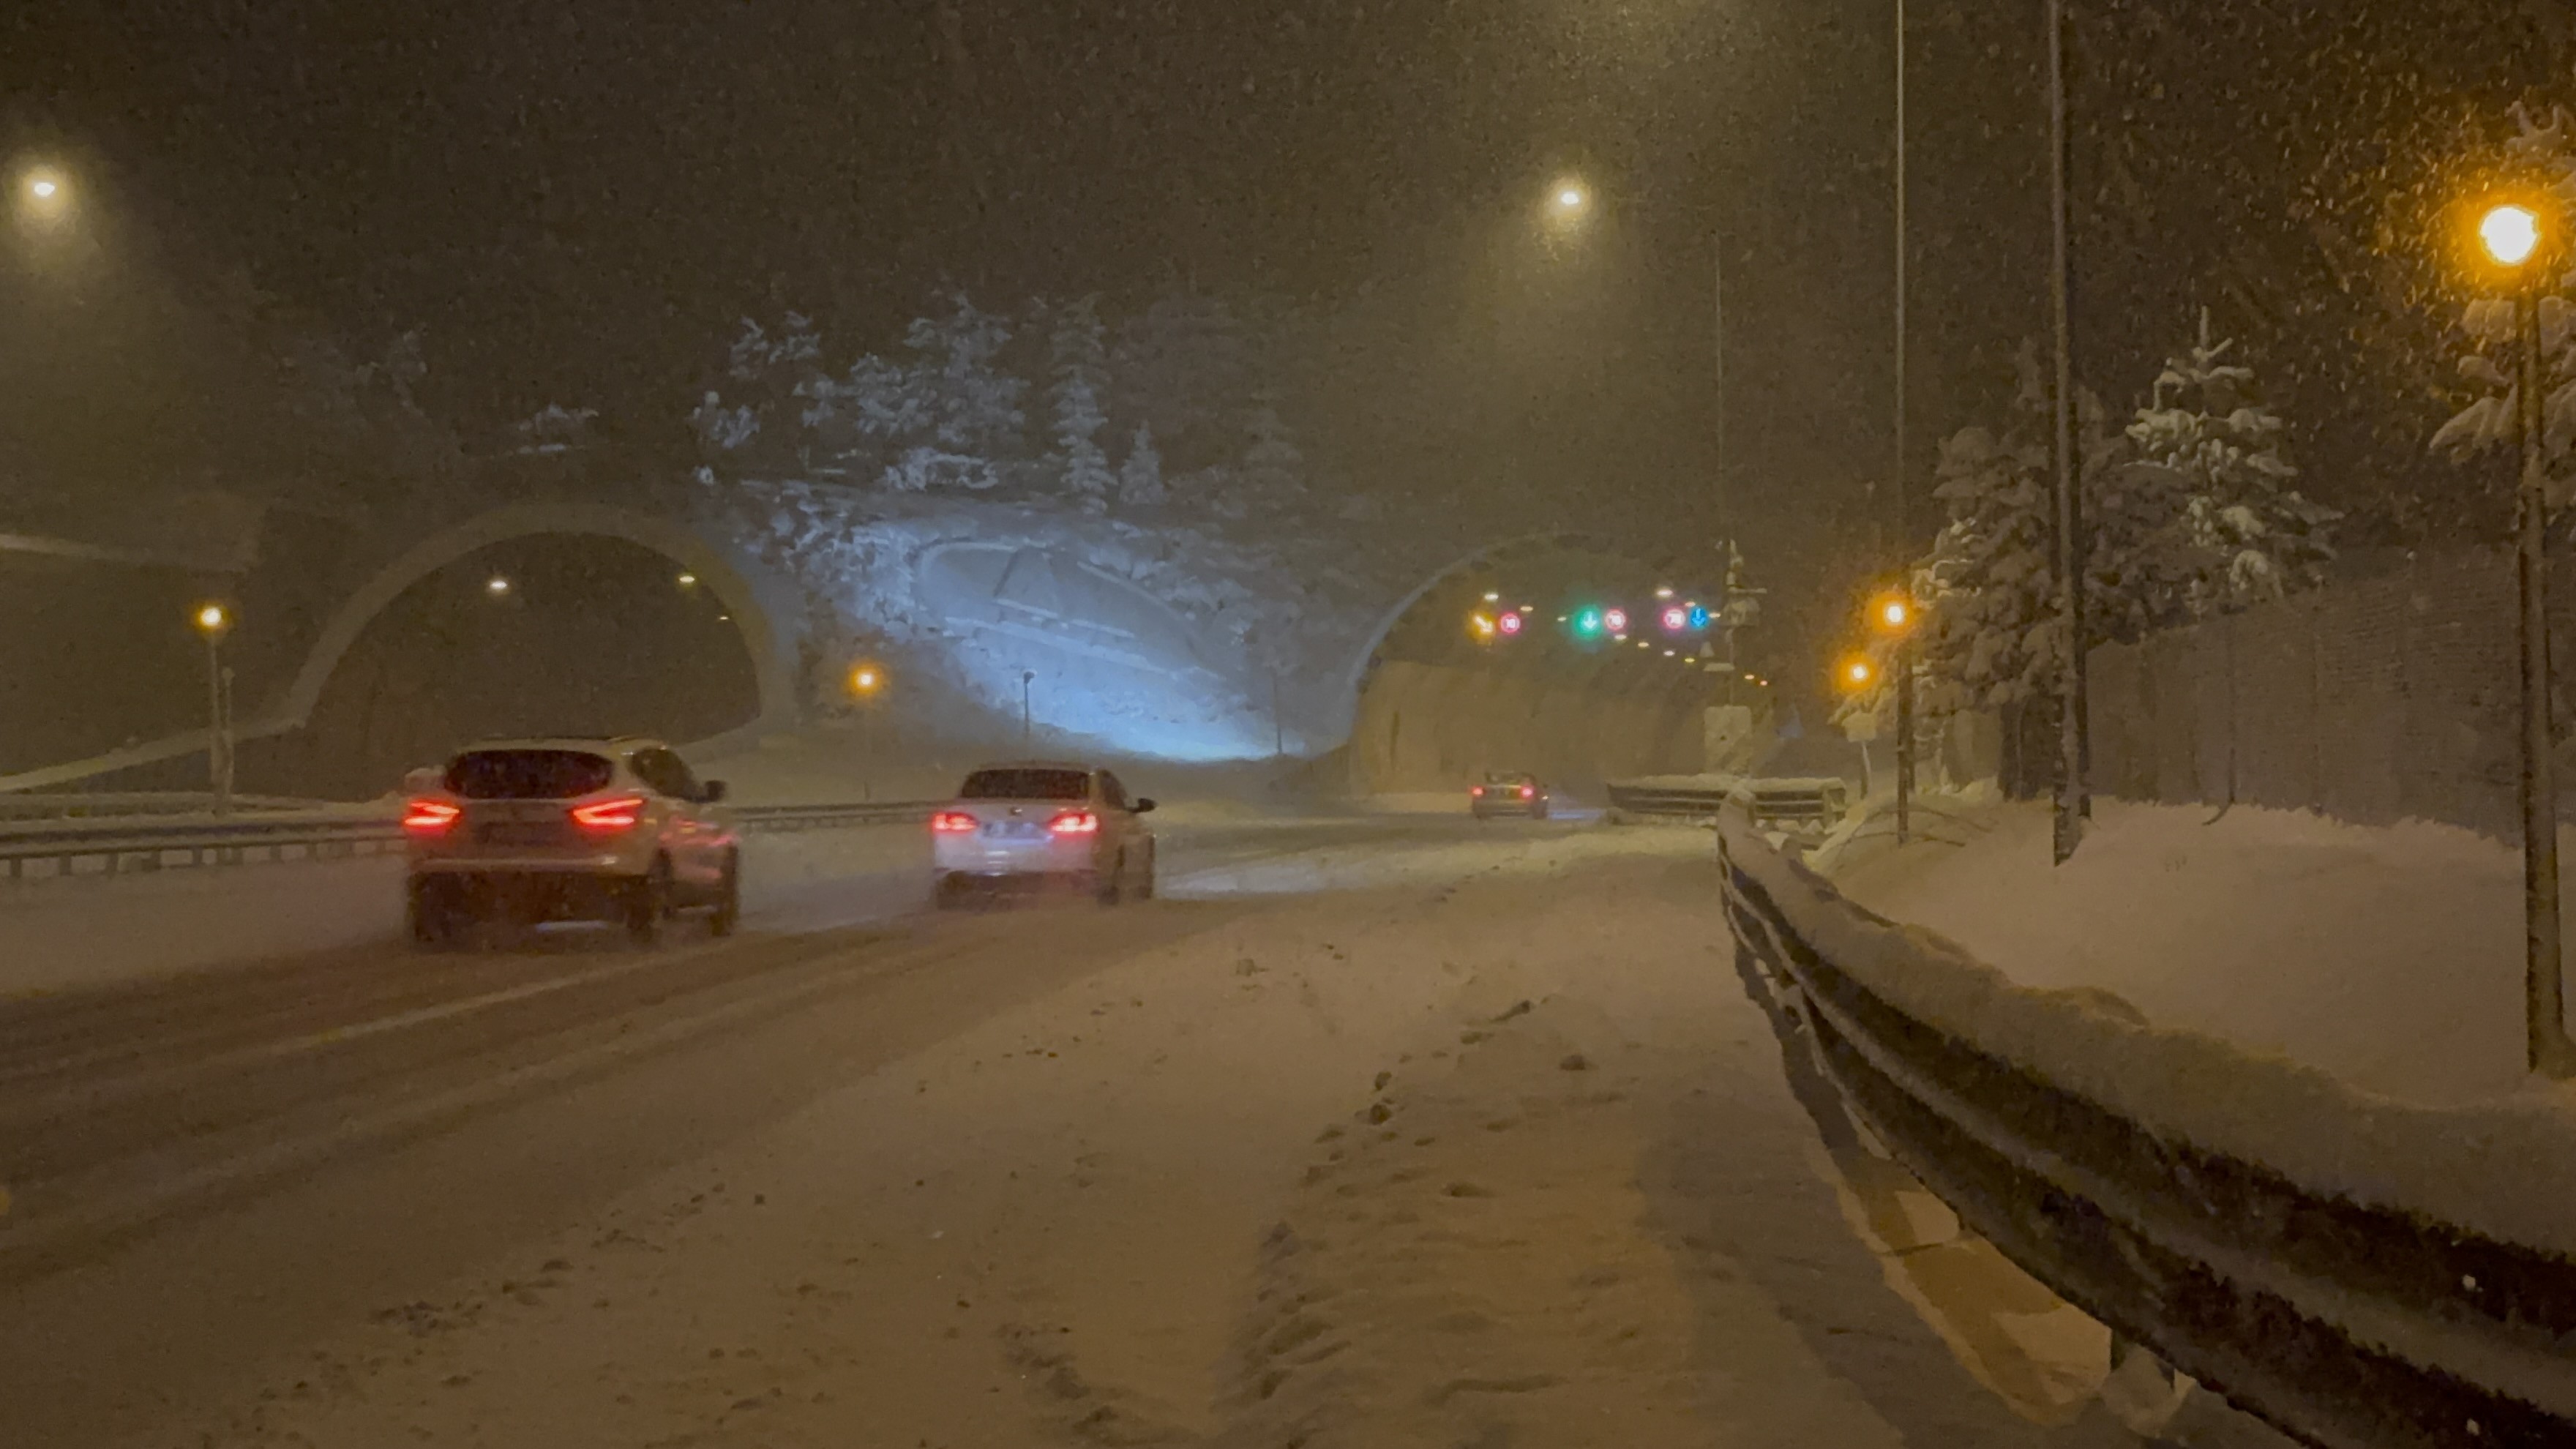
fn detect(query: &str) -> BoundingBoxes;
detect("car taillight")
[1048,811,1101,835]
[402,798,461,834]
[1471,786,1484,796]
[1521,785,1535,800]
[932,811,980,834]
[569,795,646,831]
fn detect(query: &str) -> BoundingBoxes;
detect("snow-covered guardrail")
[1607,775,1848,832]
[1718,817,2576,1449]
[0,801,934,882]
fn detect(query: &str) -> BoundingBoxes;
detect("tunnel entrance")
[250,533,763,798]
[1347,536,1727,795]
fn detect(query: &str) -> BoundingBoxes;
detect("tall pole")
[2047,0,2087,864]
[1891,0,1913,845]
[1893,0,1909,548]
[203,634,231,817]
[2516,285,2569,1074]
[1713,222,1730,540]
[1021,670,1036,747]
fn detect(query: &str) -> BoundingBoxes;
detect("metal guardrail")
[1718,823,2576,1449]
[1605,776,1849,833]
[0,801,934,881]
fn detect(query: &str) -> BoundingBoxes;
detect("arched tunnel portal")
[1341,533,1731,797]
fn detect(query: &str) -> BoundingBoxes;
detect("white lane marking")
[2,935,744,1126]
[0,939,905,1268]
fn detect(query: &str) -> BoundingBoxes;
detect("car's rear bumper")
[933,839,1096,877]
[409,869,639,921]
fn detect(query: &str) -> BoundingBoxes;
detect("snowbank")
[1827,797,2540,1104]
[1726,815,2576,1262]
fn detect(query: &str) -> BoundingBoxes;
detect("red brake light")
[1521,785,1535,800]
[1472,787,1484,796]
[569,795,646,831]
[932,811,980,834]
[402,798,461,834]
[1048,810,1101,835]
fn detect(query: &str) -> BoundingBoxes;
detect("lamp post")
[1021,670,1036,747]
[1871,591,1920,845]
[192,603,235,815]
[2477,198,2572,1076]
[847,662,887,801]
[2045,0,2088,865]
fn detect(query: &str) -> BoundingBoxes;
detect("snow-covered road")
[0,810,2283,1448]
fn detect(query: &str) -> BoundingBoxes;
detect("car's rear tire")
[933,873,969,911]
[407,875,466,949]
[707,851,741,937]
[1096,853,1126,907]
[625,858,671,947]
[1134,849,1156,901]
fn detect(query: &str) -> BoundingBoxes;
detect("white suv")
[931,762,1156,907]
[402,737,740,946]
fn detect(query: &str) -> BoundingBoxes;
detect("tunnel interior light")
[1654,586,1675,599]
[677,572,699,588]
[485,576,512,597]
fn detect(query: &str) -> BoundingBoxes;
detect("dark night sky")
[3,3,1779,408]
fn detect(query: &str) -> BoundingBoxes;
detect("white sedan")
[930,762,1158,907]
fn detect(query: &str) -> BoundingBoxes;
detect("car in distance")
[402,737,740,947]
[932,762,1156,907]
[1469,771,1551,820]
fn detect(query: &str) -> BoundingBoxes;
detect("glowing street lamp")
[2483,204,2543,269]
[1868,590,1922,842]
[18,166,69,222]
[190,603,237,815]
[847,662,889,799]
[1836,656,1876,692]
[2468,192,2572,1074]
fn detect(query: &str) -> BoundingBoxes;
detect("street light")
[1869,591,1922,845]
[2473,192,2571,1075]
[191,603,236,815]
[485,575,512,597]
[1837,656,1876,691]
[18,165,69,221]
[847,662,888,801]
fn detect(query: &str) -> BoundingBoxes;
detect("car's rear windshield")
[1483,772,1534,785]
[445,749,616,800]
[959,768,1090,801]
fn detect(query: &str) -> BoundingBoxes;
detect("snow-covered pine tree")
[2436,105,2576,510]
[1046,294,1115,512]
[2127,308,2336,613]
[871,293,1026,493]
[1912,342,2144,716]
[1118,422,1166,507]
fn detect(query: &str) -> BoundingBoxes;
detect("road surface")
[0,809,2282,1448]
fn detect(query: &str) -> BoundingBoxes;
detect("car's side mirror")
[1132,797,1157,815]
[402,766,442,795]
[700,779,729,804]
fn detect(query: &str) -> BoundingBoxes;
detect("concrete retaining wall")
[1350,660,1711,795]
